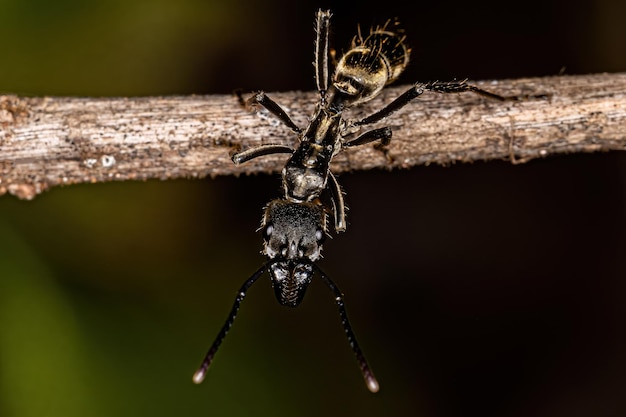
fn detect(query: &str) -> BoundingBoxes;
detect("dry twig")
[1,73,625,200]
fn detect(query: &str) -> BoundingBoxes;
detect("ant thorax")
[282,108,342,203]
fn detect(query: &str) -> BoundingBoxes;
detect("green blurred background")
[1,0,625,416]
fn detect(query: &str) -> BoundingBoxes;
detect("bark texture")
[1,73,625,200]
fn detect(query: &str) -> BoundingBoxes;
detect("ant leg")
[328,129,391,232]
[192,263,267,384]
[232,144,293,164]
[313,264,379,393]
[315,9,332,100]
[245,91,302,134]
[327,171,346,233]
[353,84,426,127]
[343,126,393,163]
[354,80,507,128]
[343,126,392,148]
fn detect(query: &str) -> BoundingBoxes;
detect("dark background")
[0,0,624,416]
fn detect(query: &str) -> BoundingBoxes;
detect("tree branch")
[1,73,625,200]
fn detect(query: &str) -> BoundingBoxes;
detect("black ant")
[193,9,507,393]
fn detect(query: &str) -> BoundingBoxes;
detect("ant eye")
[263,223,274,240]
[315,229,326,244]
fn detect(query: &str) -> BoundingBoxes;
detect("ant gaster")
[193,9,506,393]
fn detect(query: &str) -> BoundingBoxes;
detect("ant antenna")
[192,263,267,384]
[193,260,379,393]
[313,264,380,393]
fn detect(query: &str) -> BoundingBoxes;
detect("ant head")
[261,199,327,307]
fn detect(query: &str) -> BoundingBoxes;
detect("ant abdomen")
[333,23,409,106]
[360,27,410,82]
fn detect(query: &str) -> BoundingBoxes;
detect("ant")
[193,9,507,393]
